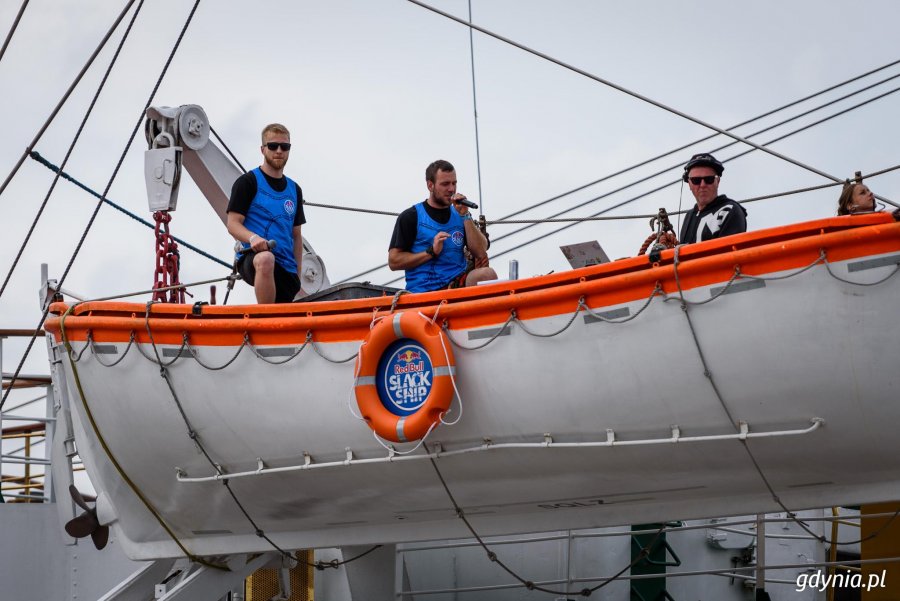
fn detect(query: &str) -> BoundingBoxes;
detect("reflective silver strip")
[583,307,629,325]
[393,313,404,339]
[355,376,376,386]
[256,347,296,357]
[191,529,233,535]
[396,417,408,442]
[709,279,766,297]
[467,325,511,340]
[162,348,195,358]
[91,344,118,355]
[848,254,900,272]
[434,365,456,377]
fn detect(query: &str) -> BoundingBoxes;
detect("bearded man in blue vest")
[389,160,497,293]
[226,123,306,303]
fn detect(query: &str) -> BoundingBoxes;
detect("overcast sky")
[2,0,899,382]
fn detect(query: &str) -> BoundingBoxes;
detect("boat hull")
[45,215,900,560]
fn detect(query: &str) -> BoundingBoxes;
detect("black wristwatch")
[425,246,438,258]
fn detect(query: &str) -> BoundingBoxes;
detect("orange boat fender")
[354,312,456,443]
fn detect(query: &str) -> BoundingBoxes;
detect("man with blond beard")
[226,123,306,303]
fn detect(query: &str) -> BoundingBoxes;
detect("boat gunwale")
[44,214,900,346]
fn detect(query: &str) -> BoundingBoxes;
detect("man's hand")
[432,231,450,255]
[451,193,470,217]
[249,234,269,252]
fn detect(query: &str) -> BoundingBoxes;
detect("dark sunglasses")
[264,142,291,151]
[689,175,717,186]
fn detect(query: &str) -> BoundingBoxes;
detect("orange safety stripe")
[44,216,900,346]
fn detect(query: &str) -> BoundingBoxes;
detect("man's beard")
[265,155,286,171]
[431,192,452,208]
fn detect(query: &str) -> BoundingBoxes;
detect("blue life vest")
[236,168,299,272]
[405,202,467,292]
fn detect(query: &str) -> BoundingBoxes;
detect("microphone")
[235,239,278,254]
[454,197,478,209]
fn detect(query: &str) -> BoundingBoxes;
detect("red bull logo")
[397,349,422,363]
[377,341,434,414]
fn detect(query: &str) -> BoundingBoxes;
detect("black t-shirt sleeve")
[294,183,306,226]
[389,206,420,251]
[226,172,256,215]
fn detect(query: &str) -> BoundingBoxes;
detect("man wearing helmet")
[678,153,747,244]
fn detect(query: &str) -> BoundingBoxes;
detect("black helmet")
[682,153,724,182]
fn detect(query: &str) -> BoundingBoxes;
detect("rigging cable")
[477,163,900,224]
[0,0,146,300]
[210,125,246,174]
[57,306,226,571]
[486,73,900,242]
[140,301,300,565]
[491,58,900,224]
[27,151,230,268]
[0,0,138,201]
[477,90,900,267]
[424,442,666,597]
[338,59,900,284]
[466,0,484,216]
[0,0,29,65]
[483,79,900,252]
[667,247,900,548]
[380,84,900,285]
[0,0,203,413]
[335,67,900,232]
[406,0,861,189]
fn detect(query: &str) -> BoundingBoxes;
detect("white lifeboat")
[43,213,900,561]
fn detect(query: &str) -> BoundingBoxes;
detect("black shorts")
[237,252,301,303]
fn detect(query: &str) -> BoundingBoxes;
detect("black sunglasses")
[689,175,717,185]
[264,142,291,151]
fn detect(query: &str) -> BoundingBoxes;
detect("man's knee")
[465,267,498,287]
[253,251,275,274]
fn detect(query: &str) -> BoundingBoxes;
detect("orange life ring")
[354,312,456,443]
